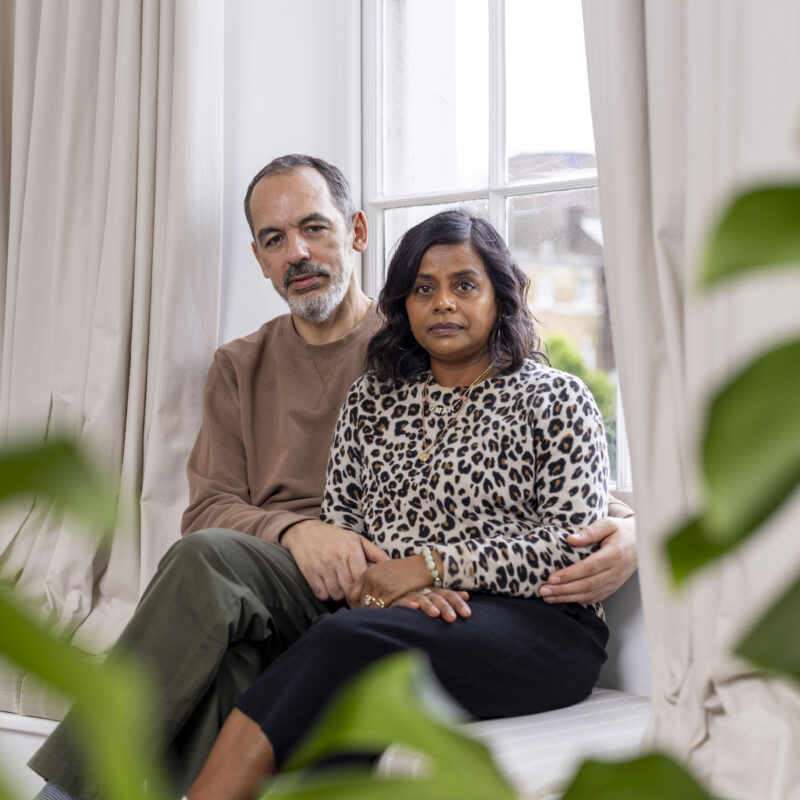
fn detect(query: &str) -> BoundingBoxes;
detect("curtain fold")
[0,0,223,654]
[583,2,800,797]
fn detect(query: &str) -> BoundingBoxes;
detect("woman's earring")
[492,314,504,346]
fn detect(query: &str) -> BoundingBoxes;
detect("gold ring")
[421,588,432,596]
[364,594,385,608]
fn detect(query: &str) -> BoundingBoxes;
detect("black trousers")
[236,594,608,766]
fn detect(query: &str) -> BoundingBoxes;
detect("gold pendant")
[419,452,431,463]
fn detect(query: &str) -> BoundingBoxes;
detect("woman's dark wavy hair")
[367,209,547,383]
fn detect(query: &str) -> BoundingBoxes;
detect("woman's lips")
[429,323,462,334]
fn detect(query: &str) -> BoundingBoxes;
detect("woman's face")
[405,241,498,372]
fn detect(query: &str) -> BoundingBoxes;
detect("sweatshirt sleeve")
[181,351,307,540]
[438,373,609,598]
[608,493,634,518]
[319,380,367,535]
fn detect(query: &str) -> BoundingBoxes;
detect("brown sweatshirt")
[181,303,383,542]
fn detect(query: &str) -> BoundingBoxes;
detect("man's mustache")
[283,261,330,290]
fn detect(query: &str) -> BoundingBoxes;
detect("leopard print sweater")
[320,359,609,613]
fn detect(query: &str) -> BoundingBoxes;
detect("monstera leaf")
[0,437,168,800]
[560,754,712,800]
[666,340,800,581]
[261,651,515,799]
[700,185,800,287]
[665,179,800,686]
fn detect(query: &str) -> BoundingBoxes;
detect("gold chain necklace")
[418,360,497,464]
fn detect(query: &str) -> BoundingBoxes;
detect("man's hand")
[540,516,637,605]
[281,520,389,602]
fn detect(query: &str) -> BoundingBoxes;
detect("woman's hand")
[347,555,432,609]
[391,587,471,623]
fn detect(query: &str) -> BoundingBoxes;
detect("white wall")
[220,0,362,345]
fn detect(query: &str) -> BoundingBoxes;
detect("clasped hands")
[281,520,469,623]
[348,556,471,624]
[281,516,637,623]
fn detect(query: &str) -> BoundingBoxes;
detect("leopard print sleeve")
[319,378,367,535]
[437,370,609,600]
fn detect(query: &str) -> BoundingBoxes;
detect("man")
[31,155,636,800]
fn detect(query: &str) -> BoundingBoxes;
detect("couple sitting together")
[32,155,636,800]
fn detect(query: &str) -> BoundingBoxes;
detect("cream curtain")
[0,1,223,655]
[582,2,800,797]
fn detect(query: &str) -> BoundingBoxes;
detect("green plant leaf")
[276,652,515,800]
[666,339,800,582]
[0,592,169,800]
[0,438,117,530]
[736,573,800,684]
[701,185,800,287]
[262,769,478,799]
[664,516,731,584]
[560,753,712,799]
[701,339,800,537]
[0,766,22,800]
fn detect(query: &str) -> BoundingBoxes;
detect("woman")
[187,210,610,799]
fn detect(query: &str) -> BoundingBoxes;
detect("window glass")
[383,0,489,195]
[383,200,490,274]
[370,1,626,487]
[505,0,595,183]
[507,189,618,477]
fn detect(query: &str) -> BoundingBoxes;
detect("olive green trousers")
[29,529,329,799]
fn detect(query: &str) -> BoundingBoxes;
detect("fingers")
[540,571,613,605]
[566,518,619,547]
[343,548,368,595]
[390,589,471,623]
[346,576,365,609]
[547,550,606,586]
[546,519,638,604]
[539,559,619,605]
[361,538,391,563]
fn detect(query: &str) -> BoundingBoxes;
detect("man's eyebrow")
[256,214,334,243]
[256,225,281,243]
[298,213,334,227]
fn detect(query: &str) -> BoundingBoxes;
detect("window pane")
[505,0,595,182]
[383,200,490,278]
[507,190,618,479]
[383,0,489,195]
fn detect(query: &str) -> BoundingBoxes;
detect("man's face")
[249,167,365,323]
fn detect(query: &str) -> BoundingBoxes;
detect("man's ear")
[252,240,269,279]
[351,211,368,254]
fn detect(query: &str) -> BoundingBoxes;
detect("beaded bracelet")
[421,545,443,587]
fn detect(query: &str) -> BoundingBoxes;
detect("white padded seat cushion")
[465,688,651,799]
[0,658,71,721]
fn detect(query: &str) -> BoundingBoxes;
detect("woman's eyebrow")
[414,269,481,280]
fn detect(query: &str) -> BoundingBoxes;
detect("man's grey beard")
[281,260,350,323]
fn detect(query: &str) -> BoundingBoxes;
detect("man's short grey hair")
[244,154,357,238]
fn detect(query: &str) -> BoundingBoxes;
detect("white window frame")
[361,0,632,494]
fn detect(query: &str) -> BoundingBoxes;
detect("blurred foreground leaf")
[736,573,800,684]
[0,591,169,800]
[0,438,116,530]
[665,516,730,583]
[666,340,800,582]
[701,185,800,287]
[262,652,515,799]
[0,437,163,799]
[0,765,20,800]
[561,753,712,800]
